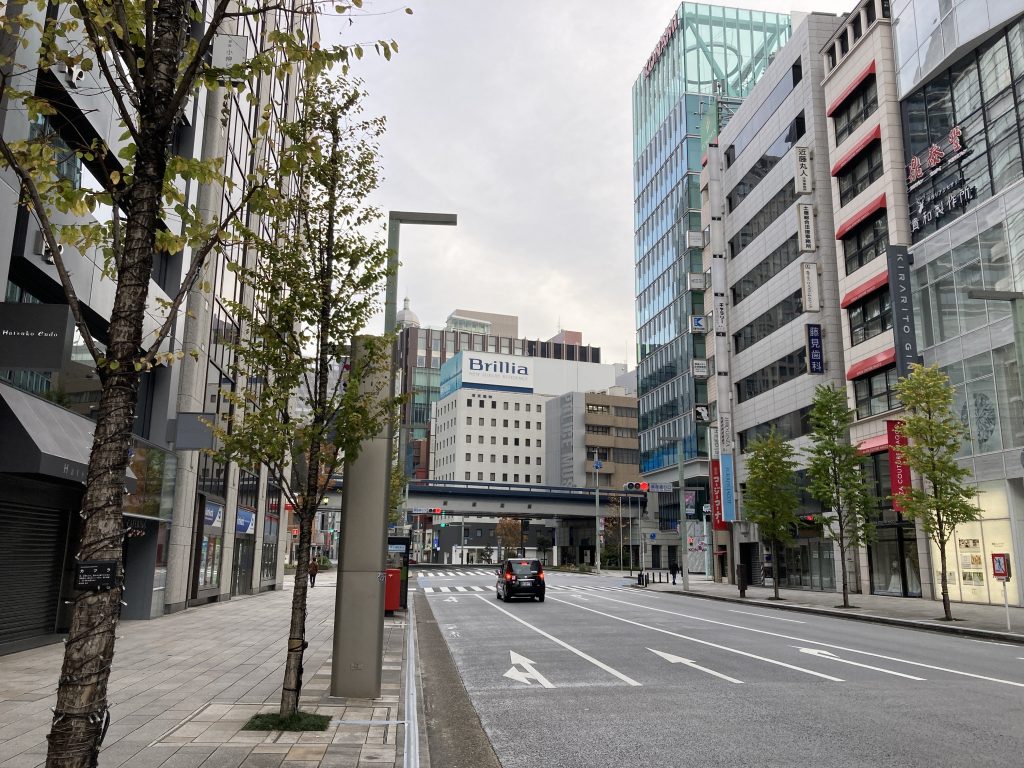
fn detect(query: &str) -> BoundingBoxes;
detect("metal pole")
[593,448,601,574]
[1004,579,1012,632]
[678,442,690,591]
[627,496,633,574]
[704,511,712,581]
[618,495,623,572]
[460,514,465,564]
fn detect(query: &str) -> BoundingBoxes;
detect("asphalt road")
[414,566,1024,768]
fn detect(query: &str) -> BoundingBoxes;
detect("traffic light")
[623,481,650,492]
[435,508,446,528]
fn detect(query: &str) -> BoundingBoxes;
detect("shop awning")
[0,381,134,488]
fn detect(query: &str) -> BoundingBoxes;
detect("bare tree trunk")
[936,512,952,621]
[280,505,314,717]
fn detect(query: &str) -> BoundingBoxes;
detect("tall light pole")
[593,449,602,573]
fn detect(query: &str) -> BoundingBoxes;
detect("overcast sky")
[324,0,852,367]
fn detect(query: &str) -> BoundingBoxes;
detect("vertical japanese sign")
[797,203,816,252]
[887,420,910,511]
[801,262,820,312]
[806,323,824,374]
[886,245,919,377]
[720,453,736,522]
[794,146,812,194]
[710,459,726,530]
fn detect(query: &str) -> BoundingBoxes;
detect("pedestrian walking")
[308,558,319,588]
[669,561,679,585]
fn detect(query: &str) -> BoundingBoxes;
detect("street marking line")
[648,648,743,684]
[472,594,641,686]
[586,593,1024,689]
[730,610,805,624]
[454,586,469,592]
[795,647,925,680]
[504,650,555,688]
[965,639,1014,646]
[438,587,452,593]
[549,597,843,682]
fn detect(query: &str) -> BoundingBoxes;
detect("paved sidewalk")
[0,576,413,768]
[605,568,1024,643]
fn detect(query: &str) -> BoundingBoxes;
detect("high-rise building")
[633,3,791,554]
[701,13,847,587]
[396,301,602,479]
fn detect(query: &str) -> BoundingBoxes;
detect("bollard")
[644,573,650,587]
[736,563,747,598]
[637,571,645,587]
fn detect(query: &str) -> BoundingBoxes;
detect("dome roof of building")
[396,297,420,328]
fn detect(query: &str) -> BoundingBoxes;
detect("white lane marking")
[648,648,743,684]
[473,594,641,686]
[438,587,452,593]
[586,593,1024,689]
[549,597,842,682]
[454,586,469,592]
[965,639,1014,646]
[503,650,555,688]
[795,647,925,680]
[730,609,805,624]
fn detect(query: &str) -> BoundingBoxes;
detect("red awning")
[831,124,882,176]
[841,269,889,308]
[826,61,877,117]
[835,193,887,240]
[856,433,889,454]
[846,348,896,381]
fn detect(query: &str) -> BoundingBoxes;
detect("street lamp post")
[592,448,602,574]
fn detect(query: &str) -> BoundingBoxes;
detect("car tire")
[538,593,545,603]
[502,590,511,603]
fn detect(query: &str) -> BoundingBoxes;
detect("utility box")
[384,569,401,614]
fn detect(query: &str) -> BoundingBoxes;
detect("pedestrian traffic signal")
[623,481,650,492]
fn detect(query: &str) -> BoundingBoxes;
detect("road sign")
[992,553,1011,581]
[649,533,656,540]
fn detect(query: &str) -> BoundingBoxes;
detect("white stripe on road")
[473,594,641,686]
[550,597,843,682]
[587,593,1024,689]
[730,610,806,624]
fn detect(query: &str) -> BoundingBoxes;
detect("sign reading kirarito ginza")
[886,246,919,377]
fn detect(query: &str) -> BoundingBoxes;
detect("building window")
[503,437,509,445]
[514,438,520,446]
[525,475,531,483]
[843,210,888,274]
[467,399,472,407]
[848,288,892,345]
[490,473,495,481]
[854,365,900,419]
[735,349,807,404]
[514,474,520,483]
[536,457,542,466]
[729,182,799,259]
[838,140,883,205]
[503,419,509,427]
[537,439,542,447]
[514,421,520,428]
[465,452,471,461]
[515,402,520,411]
[503,455,508,463]
[514,456,520,464]
[587,424,611,434]
[503,402,509,410]
[727,113,805,211]
[478,472,483,481]
[526,404,532,412]
[478,418,484,426]
[537,404,542,413]
[491,418,496,426]
[465,435,471,443]
[732,235,802,305]
[502,473,508,481]
[490,454,496,462]
[478,453,483,462]
[466,417,472,426]
[525,439,531,446]
[464,472,471,480]
[491,436,497,444]
[733,290,803,354]
[833,76,877,145]
[525,456,531,465]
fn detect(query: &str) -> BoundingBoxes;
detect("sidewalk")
[607,569,1024,643]
[0,576,415,768]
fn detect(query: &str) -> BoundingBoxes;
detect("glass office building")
[633,3,790,504]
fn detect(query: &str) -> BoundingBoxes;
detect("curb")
[632,584,1024,645]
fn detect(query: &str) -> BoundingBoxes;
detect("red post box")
[384,568,401,614]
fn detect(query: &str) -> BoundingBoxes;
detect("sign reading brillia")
[460,351,533,393]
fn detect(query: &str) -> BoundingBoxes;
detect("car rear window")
[510,561,540,576]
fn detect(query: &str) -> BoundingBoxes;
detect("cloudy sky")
[324,0,852,367]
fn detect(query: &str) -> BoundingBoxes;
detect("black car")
[496,559,545,602]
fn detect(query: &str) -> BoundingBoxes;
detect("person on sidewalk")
[308,559,319,588]
[669,562,679,585]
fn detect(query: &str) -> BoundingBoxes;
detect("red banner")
[887,420,910,511]
[710,459,727,531]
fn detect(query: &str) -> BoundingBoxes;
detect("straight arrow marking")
[795,647,925,680]
[504,650,554,688]
[648,648,743,684]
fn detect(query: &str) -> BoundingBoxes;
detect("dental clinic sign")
[441,351,534,396]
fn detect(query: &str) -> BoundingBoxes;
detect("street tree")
[805,384,875,608]
[495,517,521,561]
[743,427,800,599]
[892,363,980,621]
[213,75,396,717]
[0,0,408,761]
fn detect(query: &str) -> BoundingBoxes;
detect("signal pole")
[592,448,602,574]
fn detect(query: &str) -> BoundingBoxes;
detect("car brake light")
[504,572,513,581]
[537,572,544,580]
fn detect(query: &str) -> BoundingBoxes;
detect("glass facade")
[634,3,790,476]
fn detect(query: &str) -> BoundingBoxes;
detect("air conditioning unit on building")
[63,63,85,88]
[34,231,63,263]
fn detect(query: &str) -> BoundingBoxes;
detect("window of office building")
[843,210,888,274]
[729,182,799,258]
[833,76,878,144]
[733,290,803,353]
[732,235,801,305]
[727,113,806,211]
[735,349,807,404]
[848,288,892,345]
[838,140,883,205]
[853,364,900,419]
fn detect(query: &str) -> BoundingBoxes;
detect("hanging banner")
[794,146,813,194]
[806,323,824,374]
[710,459,726,530]
[797,203,816,252]
[720,453,736,522]
[801,262,820,311]
[886,246,919,377]
[887,420,910,511]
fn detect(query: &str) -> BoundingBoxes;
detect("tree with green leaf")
[805,384,875,608]
[893,363,980,621]
[213,74,397,717]
[389,463,408,527]
[742,427,800,599]
[0,0,405,760]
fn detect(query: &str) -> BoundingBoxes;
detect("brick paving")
[0,576,409,768]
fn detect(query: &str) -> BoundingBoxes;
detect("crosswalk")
[416,570,496,578]
[420,583,632,595]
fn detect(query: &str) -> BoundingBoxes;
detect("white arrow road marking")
[648,648,743,684]
[503,650,555,688]
[730,610,805,624]
[474,595,640,686]
[795,647,925,680]
[584,593,1024,689]
[549,597,842,682]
